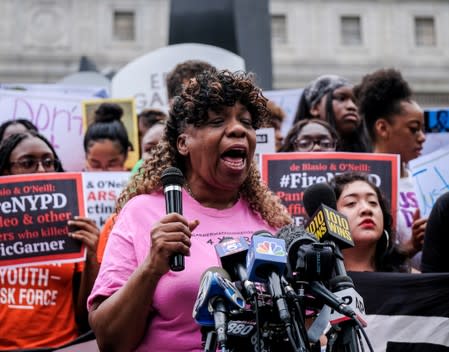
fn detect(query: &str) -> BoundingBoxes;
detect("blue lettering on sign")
[413,166,449,215]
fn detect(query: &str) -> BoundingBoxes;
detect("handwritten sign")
[83,171,130,228]
[0,83,108,98]
[409,146,449,217]
[261,152,399,226]
[0,89,96,171]
[0,173,86,268]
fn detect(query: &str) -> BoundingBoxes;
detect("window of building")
[271,14,287,44]
[415,17,436,47]
[340,16,362,46]
[113,11,135,41]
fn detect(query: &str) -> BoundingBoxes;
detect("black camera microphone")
[277,225,335,282]
[303,182,369,350]
[161,166,185,271]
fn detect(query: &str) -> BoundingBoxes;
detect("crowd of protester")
[0,59,448,351]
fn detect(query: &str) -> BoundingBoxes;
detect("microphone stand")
[326,243,362,352]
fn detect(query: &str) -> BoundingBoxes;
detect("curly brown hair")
[118,70,292,228]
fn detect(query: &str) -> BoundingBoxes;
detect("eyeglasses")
[294,138,336,152]
[9,158,60,172]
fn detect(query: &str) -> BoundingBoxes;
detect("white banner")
[0,89,98,171]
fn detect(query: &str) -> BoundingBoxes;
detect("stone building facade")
[0,0,448,107]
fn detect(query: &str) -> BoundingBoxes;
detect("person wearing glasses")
[83,103,133,172]
[279,118,339,153]
[0,130,100,350]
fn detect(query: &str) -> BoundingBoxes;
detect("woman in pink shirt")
[88,69,292,351]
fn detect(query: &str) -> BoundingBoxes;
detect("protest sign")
[83,171,130,228]
[255,128,275,167]
[409,146,449,217]
[424,108,449,133]
[261,152,399,226]
[264,88,302,135]
[0,173,86,267]
[81,98,139,170]
[0,83,108,98]
[423,132,449,155]
[0,89,96,171]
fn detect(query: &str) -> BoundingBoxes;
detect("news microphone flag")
[215,237,249,281]
[192,267,245,327]
[305,204,354,249]
[246,232,287,283]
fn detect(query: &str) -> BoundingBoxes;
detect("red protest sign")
[0,172,86,267]
[261,152,399,227]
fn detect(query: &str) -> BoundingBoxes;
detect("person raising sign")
[0,130,100,350]
[88,70,291,351]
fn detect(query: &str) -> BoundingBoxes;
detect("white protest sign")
[0,83,108,98]
[264,88,303,135]
[255,127,275,168]
[111,43,245,113]
[422,132,449,155]
[82,171,131,228]
[409,146,449,217]
[0,89,93,171]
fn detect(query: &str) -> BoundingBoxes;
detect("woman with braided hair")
[88,69,292,351]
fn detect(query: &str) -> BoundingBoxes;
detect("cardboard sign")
[83,171,130,228]
[81,98,139,170]
[261,152,399,227]
[0,173,86,268]
[409,146,449,217]
[0,89,97,171]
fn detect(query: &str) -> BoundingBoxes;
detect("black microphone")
[303,182,354,250]
[303,182,355,277]
[161,167,185,271]
[277,225,335,282]
[308,281,356,319]
[303,182,370,349]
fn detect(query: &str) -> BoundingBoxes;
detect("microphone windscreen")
[276,224,317,250]
[251,229,274,238]
[276,225,305,248]
[161,166,184,187]
[303,182,337,216]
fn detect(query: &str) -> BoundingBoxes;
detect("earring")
[383,230,390,251]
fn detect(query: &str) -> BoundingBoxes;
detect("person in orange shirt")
[0,130,99,350]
